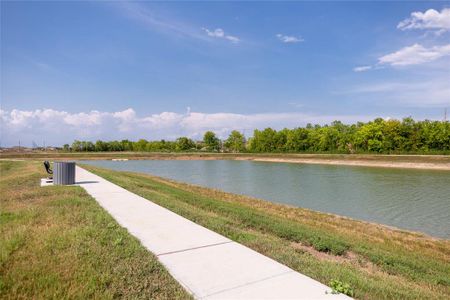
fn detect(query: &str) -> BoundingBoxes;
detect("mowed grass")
[0,161,191,299]
[83,164,450,300]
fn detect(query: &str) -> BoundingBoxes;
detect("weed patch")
[329,279,354,297]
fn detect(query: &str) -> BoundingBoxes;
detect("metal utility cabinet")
[53,161,76,185]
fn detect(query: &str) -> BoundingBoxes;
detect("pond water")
[80,160,450,239]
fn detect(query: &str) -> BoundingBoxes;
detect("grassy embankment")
[82,164,450,300]
[1,159,449,299]
[0,161,191,299]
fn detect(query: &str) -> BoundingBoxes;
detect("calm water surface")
[80,160,450,239]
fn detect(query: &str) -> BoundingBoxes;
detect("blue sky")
[1,1,449,146]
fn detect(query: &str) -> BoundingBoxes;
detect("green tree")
[224,131,245,152]
[71,140,82,152]
[108,141,123,151]
[399,117,418,151]
[382,119,402,152]
[81,141,94,152]
[354,119,384,152]
[95,140,108,152]
[121,140,133,151]
[249,128,278,152]
[274,129,288,151]
[203,131,220,151]
[176,137,195,151]
[133,139,148,151]
[285,128,309,151]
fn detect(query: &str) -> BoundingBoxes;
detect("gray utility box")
[53,162,76,185]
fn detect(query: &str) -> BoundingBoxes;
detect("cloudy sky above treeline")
[1,2,449,146]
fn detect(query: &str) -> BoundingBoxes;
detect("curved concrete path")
[76,166,352,299]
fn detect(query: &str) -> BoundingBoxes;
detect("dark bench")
[43,161,53,179]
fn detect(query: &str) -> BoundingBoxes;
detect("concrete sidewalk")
[75,166,351,299]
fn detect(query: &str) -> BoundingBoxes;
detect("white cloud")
[378,43,450,66]
[341,79,450,107]
[354,8,450,71]
[202,28,240,43]
[276,34,304,43]
[0,108,375,147]
[353,65,372,72]
[203,28,225,38]
[356,43,450,70]
[398,8,450,33]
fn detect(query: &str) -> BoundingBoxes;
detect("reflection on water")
[80,160,450,239]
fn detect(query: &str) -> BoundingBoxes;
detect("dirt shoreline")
[242,157,450,171]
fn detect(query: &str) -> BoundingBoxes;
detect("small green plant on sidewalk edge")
[328,279,354,297]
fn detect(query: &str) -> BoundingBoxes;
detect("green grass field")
[1,160,449,299]
[0,161,191,299]
[84,163,450,300]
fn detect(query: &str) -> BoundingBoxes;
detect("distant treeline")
[65,117,450,154]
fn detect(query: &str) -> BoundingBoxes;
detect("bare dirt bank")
[242,157,450,171]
